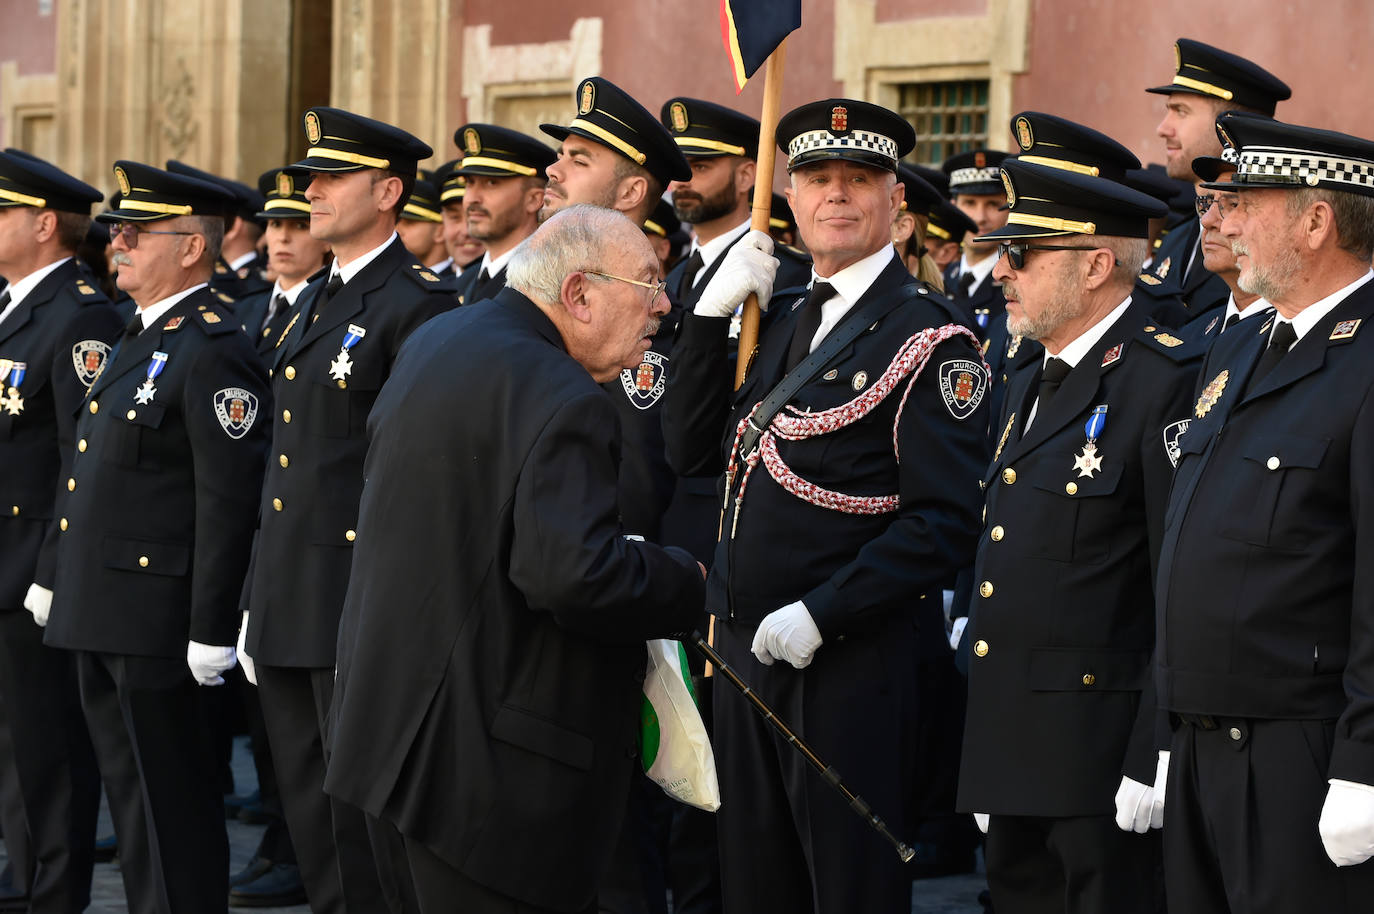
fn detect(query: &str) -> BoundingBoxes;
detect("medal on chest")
[330,324,366,382]
[0,360,26,416]
[134,352,168,405]
[1072,405,1108,478]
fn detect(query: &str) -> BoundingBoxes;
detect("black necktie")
[0,289,11,314]
[1025,357,1070,432]
[959,271,976,298]
[1223,312,1240,332]
[478,267,490,286]
[786,282,834,371]
[1245,321,1297,394]
[263,293,288,332]
[124,314,143,339]
[679,250,705,299]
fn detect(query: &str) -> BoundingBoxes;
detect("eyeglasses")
[996,242,1113,270]
[584,270,667,308]
[1194,194,1242,219]
[111,222,196,250]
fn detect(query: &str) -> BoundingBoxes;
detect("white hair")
[506,204,641,305]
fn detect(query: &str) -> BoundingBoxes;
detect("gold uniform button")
[285,365,296,380]
[336,379,347,389]
[9,506,18,517]
[1144,325,1157,333]
[138,556,149,568]
[67,478,76,492]
[1266,456,1280,470]
[1082,673,1096,686]
[279,454,289,468]
[1002,468,1016,485]
[973,640,989,658]
[1065,482,1078,495]
[78,438,87,452]
[127,410,137,420]
[59,518,68,532]
[89,401,98,414]
[990,525,1004,542]
[979,581,994,598]
[273,498,283,512]
[282,409,291,423]
[345,529,356,542]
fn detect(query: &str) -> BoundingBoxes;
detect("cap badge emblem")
[670,101,689,133]
[1015,117,1034,151]
[579,81,595,116]
[830,106,848,134]
[276,172,293,197]
[114,166,131,197]
[305,111,322,145]
[975,151,987,168]
[1000,169,1016,208]
[463,128,481,156]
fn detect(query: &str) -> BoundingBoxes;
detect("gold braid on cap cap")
[926,223,952,240]
[1171,74,1234,101]
[308,147,392,170]
[1017,155,1101,177]
[119,199,194,216]
[0,187,47,208]
[673,137,747,156]
[567,119,647,165]
[1006,213,1097,234]
[402,202,442,222]
[263,199,311,214]
[458,156,537,176]
[643,219,666,237]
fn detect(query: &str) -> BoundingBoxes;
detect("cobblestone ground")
[5,736,987,913]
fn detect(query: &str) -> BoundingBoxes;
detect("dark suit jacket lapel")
[1241,290,1374,405]
[0,260,84,345]
[294,239,406,354]
[90,295,198,400]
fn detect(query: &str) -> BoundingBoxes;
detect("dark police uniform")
[957,159,1200,914]
[0,149,120,914]
[1156,116,1374,914]
[942,149,1009,339]
[240,106,455,914]
[664,100,989,914]
[44,157,270,914]
[237,170,320,359]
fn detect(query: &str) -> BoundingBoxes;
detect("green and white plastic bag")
[640,639,720,812]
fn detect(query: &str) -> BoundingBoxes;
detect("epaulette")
[405,261,459,292]
[75,280,98,297]
[192,303,237,335]
[1138,273,1162,286]
[215,291,236,305]
[1135,322,1203,362]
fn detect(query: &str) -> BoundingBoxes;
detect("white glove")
[693,230,777,318]
[751,600,823,669]
[187,641,237,686]
[1114,774,1157,833]
[974,813,989,834]
[23,583,52,627]
[237,611,257,686]
[1320,779,1374,866]
[949,616,968,651]
[1150,750,1169,828]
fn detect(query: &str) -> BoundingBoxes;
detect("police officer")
[943,148,1009,338]
[235,167,332,359]
[924,199,975,276]
[433,163,484,276]
[664,98,989,914]
[396,179,449,274]
[1157,116,1374,914]
[956,158,1202,914]
[0,148,118,914]
[1141,38,1291,316]
[238,106,457,913]
[43,160,271,914]
[644,196,685,274]
[452,124,555,305]
[166,159,272,303]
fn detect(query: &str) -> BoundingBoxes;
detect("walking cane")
[691,632,917,863]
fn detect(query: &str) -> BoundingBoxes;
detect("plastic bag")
[640,639,720,811]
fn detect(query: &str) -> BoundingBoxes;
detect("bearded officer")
[1157,116,1374,914]
[238,107,457,913]
[0,148,118,914]
[664,99,989,914]
[43,161,270,914]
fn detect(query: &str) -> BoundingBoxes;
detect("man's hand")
[1320,779,1374,866]
[751,601,822,669]
[974,813,989,834]
[187,641,237,686]
[693,230,777,318]
[237,611,257,686]
[1114,775,1157,833]
[23,583,52,627]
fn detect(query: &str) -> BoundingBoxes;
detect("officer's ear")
[179,230,208,270]
[1081,247,1116,291]
[734,158,757,196]
[614,174,649,218]
[892,211,916,246]
[560,270,596,325]
[1300,197,1339,252]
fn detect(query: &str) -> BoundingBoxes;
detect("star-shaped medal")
[329,350,353,381]
[1073,442,1103,478]
[1,388,22,416]
[134,380,157,405]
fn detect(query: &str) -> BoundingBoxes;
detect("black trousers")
[0,679,33,895]
[712,615,916,914]
[0,611,100,914]
[76,650,228,914]
[984,813,1160,914]
[239,669,295,863]
[1166,716,1374,914]
[257,663,383,913]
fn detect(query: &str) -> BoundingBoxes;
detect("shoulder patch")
[620,351,668,409]
[72,340,111,387]
[202,311,223,324]
[194,308,236,335]
[404,264,458,292]
[1162,419,1192,468]
[938,359,988,421]
[213,388,259,439]
[1138,273,1162,286]
[216,292,235,304]
[1154,332,1184,347]
[76,281,97,296]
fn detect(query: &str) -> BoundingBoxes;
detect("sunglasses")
[111,222,197,250]
[584,270,667,309]
[1194,194,1241,219]
[997,241,1112,270]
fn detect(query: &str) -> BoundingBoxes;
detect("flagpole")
[733,38,788,391]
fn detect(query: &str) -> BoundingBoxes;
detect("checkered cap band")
[1235,146,1374,190]
[949,166,1002,188]
[788,129,898,164]
[1222,147,1238,164]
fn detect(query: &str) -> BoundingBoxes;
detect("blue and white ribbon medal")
[1072,405,1108,478]
[329,324,366,381]
[0,360,26,415]
[134,351,168,405]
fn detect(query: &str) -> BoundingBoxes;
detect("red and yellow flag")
[719,0,801,93]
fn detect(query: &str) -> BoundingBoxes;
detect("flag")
[720,0,801,93]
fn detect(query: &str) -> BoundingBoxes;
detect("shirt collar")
[1283,270,1374,343]
[812,244,896,306]
[430,256,453,274]
[1045,296,1133,370]
[1224,293,1270,325]
[272,277,311,307]
[3,257,73,309]
[332,232,397,285]
[139,283,207,330]
[693,219,751,273]
[228,251,257,272]
[958,250,998,288]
